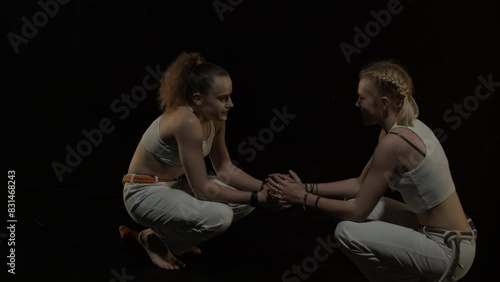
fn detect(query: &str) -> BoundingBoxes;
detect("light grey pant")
[123,176,254,255]
[334,197,476,282]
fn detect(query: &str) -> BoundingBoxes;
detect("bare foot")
[119,225,138,240]
[118,225,201,263]
[187,245,202,255]
[138,228,185,270]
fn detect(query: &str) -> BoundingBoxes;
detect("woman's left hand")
[267,170,306,204]
[257,184,293,210]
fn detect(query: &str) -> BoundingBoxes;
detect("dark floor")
[3,183,494,282]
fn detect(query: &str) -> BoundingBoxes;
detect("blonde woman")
[268,60,477,281]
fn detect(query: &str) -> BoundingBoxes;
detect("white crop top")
[387,119,456,213]
[141,108,215,167]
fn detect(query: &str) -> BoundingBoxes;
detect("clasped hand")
[265,170,306,205]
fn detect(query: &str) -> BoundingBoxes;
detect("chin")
[215,115,227,121]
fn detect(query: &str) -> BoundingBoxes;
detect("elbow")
[191,181,221,201]
[345,201,370,222]
[214,162,238,183]
[349,214,369,223]
[190,187,206,200]
[352,178,363,196]
[346,211,368,223]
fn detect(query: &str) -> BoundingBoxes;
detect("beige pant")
[123,176,254,255]
[334,197,476,282]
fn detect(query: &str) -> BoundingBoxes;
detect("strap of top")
[388,132,426,157]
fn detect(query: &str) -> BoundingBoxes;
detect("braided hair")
[360,60,419,126]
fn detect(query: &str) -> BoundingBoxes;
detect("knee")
[334,221,348,244]
[202,204,233,234]
[334,221,358,251]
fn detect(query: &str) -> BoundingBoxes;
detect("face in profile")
[201,75,234,121]
[356,77,382,126]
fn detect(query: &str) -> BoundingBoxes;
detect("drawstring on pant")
[422,218,477,282]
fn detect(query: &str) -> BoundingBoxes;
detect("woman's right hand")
[267,170,306,205]
[258,185,292,210]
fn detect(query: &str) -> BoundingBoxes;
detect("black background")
[4,1,499,281]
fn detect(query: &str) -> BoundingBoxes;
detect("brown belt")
[122,174,172,184]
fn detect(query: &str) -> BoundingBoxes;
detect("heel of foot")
[119,225,138,240]
[188,246,202,255]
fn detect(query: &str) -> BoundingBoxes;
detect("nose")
[355,98,360,108]
[227,97,234,108]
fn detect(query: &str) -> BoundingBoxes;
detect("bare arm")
[314,137,397,221]
[311,130,386,198]
[176,116,261,204]
[271,134,398,222]
[209,120,264,192]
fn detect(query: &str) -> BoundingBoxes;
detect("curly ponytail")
[157,51,230,113]
[157,51,206,112]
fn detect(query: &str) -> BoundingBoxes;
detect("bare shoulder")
[378,129,387,142]
[388,125,426,143]
[159,108,201,140]
[166,108,200,128]
[388,127,426,151]
[375,133,406,158]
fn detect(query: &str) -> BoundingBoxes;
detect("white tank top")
[141,107,215,166]
[387,119,456,213]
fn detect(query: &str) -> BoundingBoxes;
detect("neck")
[381,114,398,133]
[187,105,208,122]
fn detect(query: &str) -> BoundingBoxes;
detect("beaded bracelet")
[304,183,319,194]
[302,192,309,211]
[314,196,322,210]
